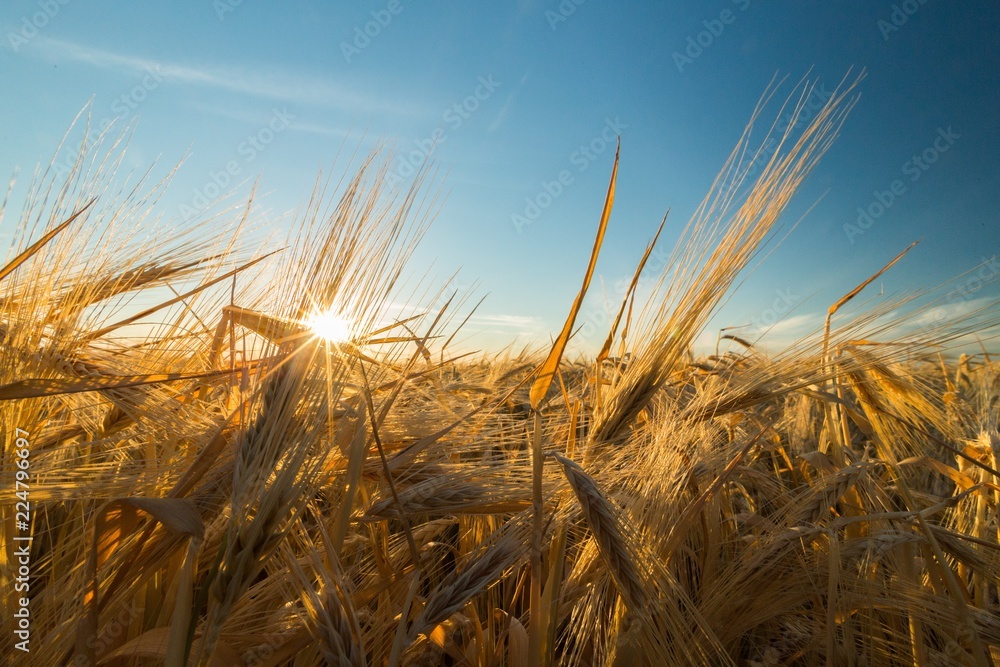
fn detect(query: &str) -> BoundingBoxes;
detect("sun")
[306,309,354,344]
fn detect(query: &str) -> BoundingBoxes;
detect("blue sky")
[1,1,998,354]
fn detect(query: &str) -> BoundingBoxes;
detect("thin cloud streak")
[17,35,420,116]
[467,313,544,328]
[759,313,823,336]
[181,100,353,138]
[487,70,531,133]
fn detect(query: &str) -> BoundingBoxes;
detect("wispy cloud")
[488,70,531,133]
[16,35,419,116]
[379,302,546,339]
[907,296,997,327]
[759,312,823,336]
[181,100,354,138]
[718,312,824,352]
[365,306,547,353]
[467,313,543,328]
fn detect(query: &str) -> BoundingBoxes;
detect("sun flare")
[306,310,354,344]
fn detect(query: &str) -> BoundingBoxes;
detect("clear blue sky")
[1,1,998,353]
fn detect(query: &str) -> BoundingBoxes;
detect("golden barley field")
[2,76,999,666]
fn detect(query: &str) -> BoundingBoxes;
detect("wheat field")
[1,75,999,666]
